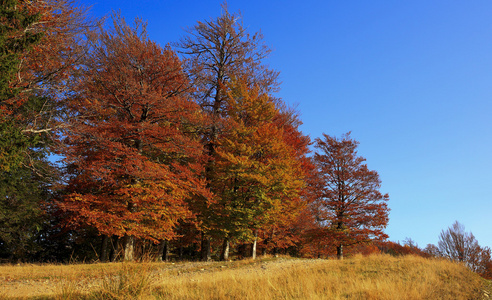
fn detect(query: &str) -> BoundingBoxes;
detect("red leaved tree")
[312,132,389,259]
[59,14,209,261]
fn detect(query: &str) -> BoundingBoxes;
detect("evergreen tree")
[0,0,53,261]
[0,0,42,171]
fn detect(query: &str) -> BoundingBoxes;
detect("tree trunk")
[237,243,247,258]
[178,245,183,260]
[123,235,135,261]
[163,240,169,261]
[123,199,135,262]
[201,234,211,261]
[251,230,258,260]
[110,236,120,262]
[337,244,343,260]
[157,240,170,262]
[273,247,278,258]
[99,235,109,262]
[220,237,230,261]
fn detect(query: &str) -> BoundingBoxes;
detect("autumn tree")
[435,221,492,275]
[423,243,440,257]
[312,133,389,259]
[59,14,208,261]
[376,240,430,258]
[257,109,314,256]
[177,3,280,261]
[177,3,278,112]
[209,79,304,259]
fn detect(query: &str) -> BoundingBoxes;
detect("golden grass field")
[0,254,490,299]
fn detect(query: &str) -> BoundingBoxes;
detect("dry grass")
[0,254,488,299]
[154,254,487,300]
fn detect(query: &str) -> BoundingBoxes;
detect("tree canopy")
[312,133,390,259]
[0,1,399,264]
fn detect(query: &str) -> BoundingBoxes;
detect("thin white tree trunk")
[220,237,230,261]
[251,231,258,259]
[123,235,135,261]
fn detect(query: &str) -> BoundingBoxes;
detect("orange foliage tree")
[312,133,389,259]
[209,79,305,259]
[378,240,430,257]
[257,109,314,256]
[177,3,281,260]
[59,15,209,261]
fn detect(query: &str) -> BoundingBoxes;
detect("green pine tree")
[0,0,42,171]
[0,0,52,262]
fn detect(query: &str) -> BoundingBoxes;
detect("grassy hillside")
[0,254,489,299]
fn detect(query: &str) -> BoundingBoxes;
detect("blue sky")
[77,0,492,249]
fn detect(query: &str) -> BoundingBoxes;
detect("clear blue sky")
[77,0,492,249]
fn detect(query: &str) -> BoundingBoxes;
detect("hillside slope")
[0,254,489,299]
